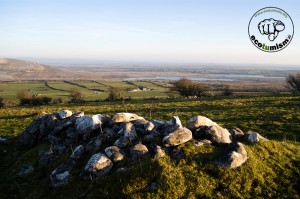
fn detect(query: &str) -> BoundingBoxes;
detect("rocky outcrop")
[215,142,248,169]
[57,110,73,119]
[130,144,149,160]
[70,145,85,160]
[112,113,140,123]
[16,165,34,176]
[163,127,192,147]
[244,131,269,143]
[105,146,125,162]
[17,110,267,187]
[50,160,76,187]
[75,114,106,135]
[19,113,60,146]
[85,137,102,154]
[186,115,218,131]
[84,153,113,177]
[205,125,232,144]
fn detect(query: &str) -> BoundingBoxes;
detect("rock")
[136,127,148,136]
[162,117,183,136]
[163,127,192,147]
[84,153,113,177]
[65,127,77,139]
[143,130,161,143]
[171,149,186,164]
[205,125,232,144]
[39,152,59,168]
[102,128,118,138]
[143,134,155,142]
[52,144,67,155]
[123,122,137,141]
[85,137,102,154]
[193,126,210,139]
[114,136,129,148]
[130,144,149,160]
[245,131,269,143]
[50,160,76,187]
[133,118,148,129]
[145,122,155,132]
[215,142,248,169]
[150,144,166,159]
[48,135,60,144]
[112,123,122,133]
[75,114,106,135]
[70,145,85,160]
[104,146,125,162]
[57,110,73,119]
[145,182,158,192]
[150,120,165,132]
[229,127,244,140]
[72,111,84,118]
[194,139,212,147]
[112,113,140,123]
[166,116,182,128]
[65,127,78,146]
[16,165,34,176]
[186,116,218,131]
[0,137,9,144]
[50,121,73,136]
[19,113,60,146]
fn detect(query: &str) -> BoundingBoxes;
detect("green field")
[0,95,299,198]
[0,80,171,103]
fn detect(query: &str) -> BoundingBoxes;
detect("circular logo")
[248,7,294,52]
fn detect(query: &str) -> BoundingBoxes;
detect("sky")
[0,0,299,66]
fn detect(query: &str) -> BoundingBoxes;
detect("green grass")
[0,80,171,102]
[0,95,299,198]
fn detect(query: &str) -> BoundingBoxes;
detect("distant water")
[125,76,234,81]
[124,74,284,81]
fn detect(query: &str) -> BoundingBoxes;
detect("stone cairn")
[16,110,268,187]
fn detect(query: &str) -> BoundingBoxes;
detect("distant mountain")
[0,58,84,81]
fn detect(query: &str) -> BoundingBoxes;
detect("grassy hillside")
[0,95,299,198]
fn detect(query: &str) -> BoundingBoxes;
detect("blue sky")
[0,0,299,66]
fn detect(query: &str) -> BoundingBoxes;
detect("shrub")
[52,97,63,104]
[223,85,234,96]
[38,96,52,105]
[17,91,52,105]
[69,88,84,102]
[0,98,4,108]
[17,91,33,105]
[171,78,206,98]
[286,73,300,93]
[107,87,124,101]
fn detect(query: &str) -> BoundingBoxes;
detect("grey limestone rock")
[16,165,34,176]
[84,153,113,177]
[70,145,85,160]
[214,142,248,169]
[163,127,192,147]
[205,125,232,144]
[112,113,140,123]
[130,143,149,160]
[105,146,125,162]
[50,160,76,187]
[85,137,102,154]
[186,115,218,131]
[57,110,73,120]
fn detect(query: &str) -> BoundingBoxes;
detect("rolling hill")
[0,58,84,81]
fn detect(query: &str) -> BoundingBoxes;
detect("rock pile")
[17,110,268,187]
